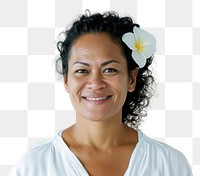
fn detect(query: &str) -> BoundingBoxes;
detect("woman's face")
[64,32,138,122]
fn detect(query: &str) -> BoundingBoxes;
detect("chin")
[84,115,109,122]
[82,111,120,123]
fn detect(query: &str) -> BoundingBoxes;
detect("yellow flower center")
[135,41,143,52]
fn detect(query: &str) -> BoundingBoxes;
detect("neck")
[71,115,128,150]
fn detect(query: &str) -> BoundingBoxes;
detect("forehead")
[68,33,126,64]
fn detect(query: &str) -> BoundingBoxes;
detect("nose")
[86,71,106,90]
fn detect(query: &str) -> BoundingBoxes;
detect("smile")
[83,95,112,104]
[85,96,109,101]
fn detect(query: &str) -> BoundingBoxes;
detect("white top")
[8,130,193,176]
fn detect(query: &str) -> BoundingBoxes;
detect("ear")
[128,68,138,92]
[63,76,69,93]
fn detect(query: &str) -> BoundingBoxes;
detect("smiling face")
[64,32,138,122]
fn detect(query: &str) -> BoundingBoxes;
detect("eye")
[103,68,118,75]
[75,69,88,74]
[103,68,118,74]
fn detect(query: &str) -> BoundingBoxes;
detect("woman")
[9,11,192,176]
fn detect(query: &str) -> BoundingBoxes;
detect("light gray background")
[0,0,199,175]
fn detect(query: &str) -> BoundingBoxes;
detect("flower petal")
[131,51,147,68]
[122,33,137,50]
[142,43,156,58]
[133,27,156,47]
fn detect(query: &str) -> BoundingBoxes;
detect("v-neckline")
[57,129,144,176]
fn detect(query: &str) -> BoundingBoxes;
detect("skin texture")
[62,32,138,176]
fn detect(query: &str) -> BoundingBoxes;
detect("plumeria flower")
[122,26,156,68]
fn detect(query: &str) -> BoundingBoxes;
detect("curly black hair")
[56,11,155,128]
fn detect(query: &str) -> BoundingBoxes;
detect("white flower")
[122,26,156,68]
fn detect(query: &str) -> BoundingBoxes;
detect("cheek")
[67,77,86,94]
[113,80,129,99]
[116,77,129,90]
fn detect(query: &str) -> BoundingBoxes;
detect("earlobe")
[128,68,138,92]
[64,76,69,93]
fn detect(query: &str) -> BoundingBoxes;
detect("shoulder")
[142,132,182,157]
[138,131,193,175]
[9,134,63,176]
[23,134,60,161]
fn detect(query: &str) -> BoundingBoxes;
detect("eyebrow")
[72,60,121,67]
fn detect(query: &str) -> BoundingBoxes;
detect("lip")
[82,95,112,105]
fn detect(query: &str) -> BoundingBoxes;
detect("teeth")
[86,96,108,101]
